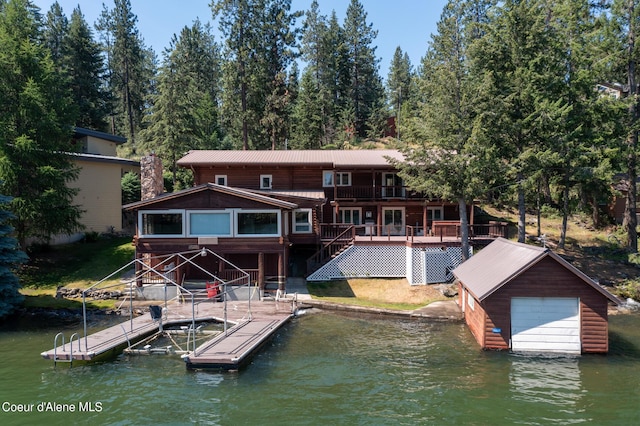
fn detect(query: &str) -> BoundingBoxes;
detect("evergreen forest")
[2,0,640,260]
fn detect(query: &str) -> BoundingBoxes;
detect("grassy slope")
[18,236,135,310]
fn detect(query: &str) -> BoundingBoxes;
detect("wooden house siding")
[197,166,324,190]
[460,286,488,348]
[137,190,283,210]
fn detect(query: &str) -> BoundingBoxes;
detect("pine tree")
[473,0,549,243]
[0,191,28,319]
[387,47,414,140]
[261,0,302,150]
[392,0,493,260]
[290,69,323,149]
[139,20,222,188]
[96,0,155,152]
[607,0,640,252]
[0,0,82,249]
[41,1,68,67]
[535,0,609,248]
[65,6,110,130]
[213,0,300,150]
[342,0,384,138]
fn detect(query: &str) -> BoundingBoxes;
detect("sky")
[32,0,448,76]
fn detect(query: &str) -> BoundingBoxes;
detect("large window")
[293,209,312,233]
[236,211,280,236]
[188,211,232,236]
[139,209,282,238]
[140,211,184,236]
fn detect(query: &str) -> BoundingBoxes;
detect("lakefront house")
[123,150,508,292]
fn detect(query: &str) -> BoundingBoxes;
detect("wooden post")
[423,205,428,236]
[135,253,143,287]
[278,252,285,291]
[258,252,265,290]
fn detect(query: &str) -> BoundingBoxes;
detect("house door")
[382,173,405,198]
[382,208,405,236]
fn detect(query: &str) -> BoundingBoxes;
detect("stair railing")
[306,225,355,274]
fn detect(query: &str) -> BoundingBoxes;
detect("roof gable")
[453,238,620,304]
[123,183,298,211]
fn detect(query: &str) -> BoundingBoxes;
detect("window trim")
[322,170,334,187]
[187,210,233,237]
[337,207,362,225]
[139,210,185,238]
[427,206,444,221]
[293,208,313,234]
[336,172,351,186]
[234,209,281,237]
[322,171,351,187]
[260,174,273,189]
[215,175,227,186]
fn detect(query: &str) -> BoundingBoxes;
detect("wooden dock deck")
[41,298,295,368]
[182,316,291,369]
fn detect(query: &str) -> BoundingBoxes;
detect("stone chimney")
[140,154,164,201]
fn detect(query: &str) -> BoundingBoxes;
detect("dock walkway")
[41,298,295,368]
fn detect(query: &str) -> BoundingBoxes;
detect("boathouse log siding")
[454,238,620,354]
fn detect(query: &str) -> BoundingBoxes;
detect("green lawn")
[18,236,135,310]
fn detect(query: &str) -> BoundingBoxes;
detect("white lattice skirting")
[307,245,470,284]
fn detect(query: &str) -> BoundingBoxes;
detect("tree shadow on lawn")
[306,280,356,298]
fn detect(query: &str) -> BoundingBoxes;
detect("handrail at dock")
[45,247,258,365]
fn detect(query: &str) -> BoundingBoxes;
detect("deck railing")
[334,185,423,200]
[219,269,259,285]
[319,221,509,243]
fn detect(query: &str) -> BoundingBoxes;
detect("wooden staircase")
[306,225,356,276]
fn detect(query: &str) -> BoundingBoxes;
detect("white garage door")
[511,297,581,354]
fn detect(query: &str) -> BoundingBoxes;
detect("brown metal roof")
[176,149,405,168]
[123,183,298,211]
[248,189,327,201]
[453,238,621,304]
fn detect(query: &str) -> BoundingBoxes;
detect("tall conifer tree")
[342,0,384,138]
[96,0,154,152]
[392,0,493,260]
[0,0,82,248]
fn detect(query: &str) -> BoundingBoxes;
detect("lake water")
[1,309,640,425]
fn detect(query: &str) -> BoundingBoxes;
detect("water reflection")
[3,311,640,425]
[508,355,589,425]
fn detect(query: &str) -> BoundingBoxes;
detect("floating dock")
[41,298,295,369]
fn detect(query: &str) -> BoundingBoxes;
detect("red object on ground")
[206,281,220,298]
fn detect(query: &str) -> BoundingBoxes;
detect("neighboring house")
[50,127,139,245]
[123,150,507,290]
[609,176,640,225]
[454,238,620,354]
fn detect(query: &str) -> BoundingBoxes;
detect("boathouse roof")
[453,238,620,304]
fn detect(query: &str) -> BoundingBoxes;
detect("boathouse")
[453,238,620,354]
